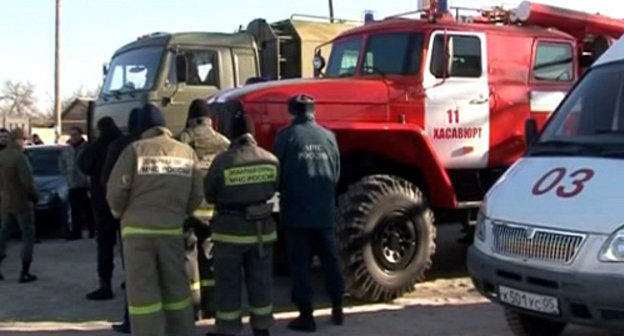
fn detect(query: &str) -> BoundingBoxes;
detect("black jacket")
[274,113,340,229]
[78,120,121,211]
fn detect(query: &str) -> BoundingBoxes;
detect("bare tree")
[0,80,41,117]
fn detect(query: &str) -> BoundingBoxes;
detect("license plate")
[499,286,559,315]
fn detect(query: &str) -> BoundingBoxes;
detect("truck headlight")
[476,204,488,242]
[599,227,624,262]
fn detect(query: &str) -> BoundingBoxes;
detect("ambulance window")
[541,64,624,140]
[362,32,424,75]
[533,42,573,81]
[327,38,362,77]
[431,34,482,78]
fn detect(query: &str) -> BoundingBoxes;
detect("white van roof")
[593,35,624,67]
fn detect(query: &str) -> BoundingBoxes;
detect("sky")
[1,0,624,112]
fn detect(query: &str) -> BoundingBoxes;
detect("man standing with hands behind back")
[274,94,344,332]
[0,128,38,283]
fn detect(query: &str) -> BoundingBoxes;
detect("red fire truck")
[208,1,624,302]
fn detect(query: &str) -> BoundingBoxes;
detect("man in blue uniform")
[274,94,344,332]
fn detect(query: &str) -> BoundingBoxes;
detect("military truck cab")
[207,1,624,302]
[92,18,355,136]
[96,32,259,133]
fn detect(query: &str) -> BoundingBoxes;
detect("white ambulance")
[468,36,624,336]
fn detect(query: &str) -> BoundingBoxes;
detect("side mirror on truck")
[102,62,109,76]
[525,118,538,146]
[175,55,187,83]
[313,50,326,77]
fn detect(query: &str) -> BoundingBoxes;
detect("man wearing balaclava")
[100,107,143,334]
[78,117,122,301]
[177,98,230,320]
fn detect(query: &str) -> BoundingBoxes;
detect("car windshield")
[532,62,624,157]
[326,32,425,78]
[26,148,61,176]
[102,46,163,95]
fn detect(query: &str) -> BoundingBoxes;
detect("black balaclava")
[138,103,166,134]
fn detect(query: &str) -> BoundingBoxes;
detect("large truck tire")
[337,175,435,302]
[505,309,566,336]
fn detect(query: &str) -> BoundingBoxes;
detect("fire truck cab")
[208,1,624,302]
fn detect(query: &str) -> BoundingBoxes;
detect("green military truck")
[92,17,355,135]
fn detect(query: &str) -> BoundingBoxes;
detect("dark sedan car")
[25,145,70,238]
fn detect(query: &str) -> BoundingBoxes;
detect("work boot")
[18,273,38,283]
[287,304,316,332]
[19,261,37,283]
[253,329,270,336]
[331,307,344,326]
[331,299,344,326]
[111,321,131,334]
[86,280,114,300]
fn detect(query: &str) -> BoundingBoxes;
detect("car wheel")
[505,309,566,336]
[337,175,435,302]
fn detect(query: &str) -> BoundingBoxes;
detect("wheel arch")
[326,122,458,209]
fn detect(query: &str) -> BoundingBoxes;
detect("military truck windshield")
[102,47,163,95]
[534,62,624,156]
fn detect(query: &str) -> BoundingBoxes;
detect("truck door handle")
[469,96,489,105]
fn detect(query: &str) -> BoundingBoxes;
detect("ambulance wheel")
[337,175,435,302]
[505,309,566,336]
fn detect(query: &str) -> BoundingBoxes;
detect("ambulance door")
[423,31,490,169]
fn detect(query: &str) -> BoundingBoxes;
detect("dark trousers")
[285,228,344,306]
[213,242,274,334]
[94,205,119,282]
[68,188,94,238]
[0,210,35,265]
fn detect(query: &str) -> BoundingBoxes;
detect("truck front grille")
[492,223,585,264]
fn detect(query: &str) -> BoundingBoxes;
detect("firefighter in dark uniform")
[178,99,230,319]
[107,104,203,336]
[274,94,344,332]
[204,114,278,336]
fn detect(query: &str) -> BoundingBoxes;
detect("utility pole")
[328,0,334,23]
[54,0,61,143]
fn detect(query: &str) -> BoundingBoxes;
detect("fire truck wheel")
[505,309,566,336]
[337,175,435,302]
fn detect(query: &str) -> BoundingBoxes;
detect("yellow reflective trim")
[190,281,200,291]
[193,209,214,218]
[224,164,277,186]
[121,226,183,237]
[212,231,277,244]
[163,296,192,311]
[216,310,241,321]
[201,279,215,287]
[129,301,163,315]
[250,304,273,316]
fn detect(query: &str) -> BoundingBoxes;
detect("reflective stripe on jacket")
[204,134,279,244]
[106,126,204,232]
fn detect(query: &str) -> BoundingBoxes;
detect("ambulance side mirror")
[525,118,538,146]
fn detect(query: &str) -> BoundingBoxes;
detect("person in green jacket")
[107,104,203,336]
[0,128,38,283]
[178,99,230,320]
